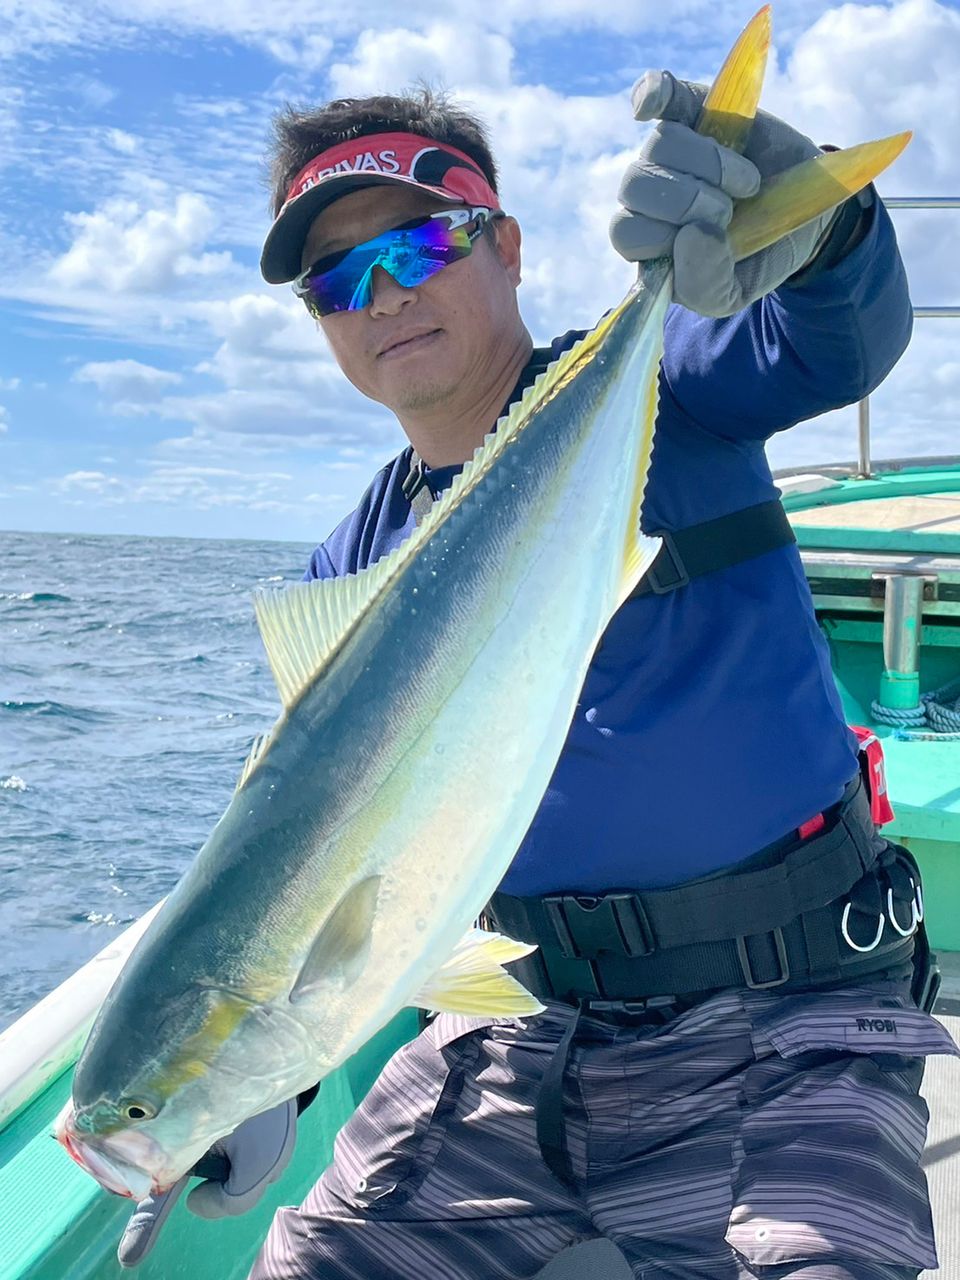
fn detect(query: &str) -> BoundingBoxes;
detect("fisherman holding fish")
[62,12,959,1280]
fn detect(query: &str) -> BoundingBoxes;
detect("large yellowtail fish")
[57,7,908,1200]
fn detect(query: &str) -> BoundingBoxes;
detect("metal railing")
[856,197,960,478]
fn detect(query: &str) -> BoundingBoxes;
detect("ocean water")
[0,529,314,1032]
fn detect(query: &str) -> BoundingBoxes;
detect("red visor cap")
[260,131,502,284]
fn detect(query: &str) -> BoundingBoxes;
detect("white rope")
[872,674,960,741]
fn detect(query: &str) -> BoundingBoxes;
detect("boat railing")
[856,196,960,479]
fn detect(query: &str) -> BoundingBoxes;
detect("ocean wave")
[0,591,72,604]
[0,775,27,791]
[0,699,111,724]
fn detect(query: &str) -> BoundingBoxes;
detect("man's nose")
[368,264,416,315]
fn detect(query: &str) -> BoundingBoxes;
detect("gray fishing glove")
[117,1098,298,1269]
[610,70,844,317]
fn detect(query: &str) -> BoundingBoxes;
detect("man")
[120,75,958,1280]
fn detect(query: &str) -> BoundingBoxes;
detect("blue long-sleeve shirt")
[304,198,912,894]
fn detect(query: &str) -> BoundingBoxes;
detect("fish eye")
[119,1098,158,1122]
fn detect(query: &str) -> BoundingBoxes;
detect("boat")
[1,197,958,1280]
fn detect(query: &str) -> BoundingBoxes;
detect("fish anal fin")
[290,877,381,1003]
[412,928,546,1017]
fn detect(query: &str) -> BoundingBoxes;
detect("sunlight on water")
[0,529,314,1031]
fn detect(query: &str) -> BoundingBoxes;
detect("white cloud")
[58,470,122,492]
[52,191,236,294]
[0,84,22,165]
[261,32,333,71]
[75,359,183,406]
[63,74,117,112]
[329,23,514,96]
[194,292,344,393]
[764,0,960,190]
[0,376,20,391]
[0,405,9,433]
[46,456,333,522]
[106,128,138,154]
[0,0,859,65]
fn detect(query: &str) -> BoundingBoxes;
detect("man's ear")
[493,215,522,287]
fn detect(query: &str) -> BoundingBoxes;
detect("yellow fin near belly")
[414,929,546,1017]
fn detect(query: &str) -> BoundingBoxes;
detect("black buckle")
[914,963,942,1014]
[401,454,426,501]
[543,893,656,959]
[737,928,791,989]
[646,531,690,594]
[913,949,942,1014]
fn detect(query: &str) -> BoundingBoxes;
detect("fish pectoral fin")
[289,876,381,1003]
[412,928,546,1017]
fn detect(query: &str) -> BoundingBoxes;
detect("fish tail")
[727,134,913,262]
[697,5,771,152]
[695,6,912,263]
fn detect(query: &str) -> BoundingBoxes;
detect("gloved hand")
[610,70,845,317]
[117,1098,298,1269]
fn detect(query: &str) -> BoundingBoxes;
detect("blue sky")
[1,0,958,542]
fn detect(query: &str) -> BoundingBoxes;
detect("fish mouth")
[55,1101,171,1200]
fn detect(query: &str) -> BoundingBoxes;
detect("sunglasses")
[293,207,494,318]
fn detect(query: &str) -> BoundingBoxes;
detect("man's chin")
[389,378,460,415]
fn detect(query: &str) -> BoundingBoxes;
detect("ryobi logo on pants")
[856,1017,898,1033]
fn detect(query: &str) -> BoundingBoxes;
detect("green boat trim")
[0,909,418,1279]
[779,456,960,952]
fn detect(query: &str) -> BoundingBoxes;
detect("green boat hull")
[0,1013,418,1280]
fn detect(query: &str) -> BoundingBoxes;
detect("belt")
[484,779,923,1190]
[484,774,905,1002]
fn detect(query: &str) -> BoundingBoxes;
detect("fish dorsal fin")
[233,730,272,794]
[254,572,384,710]
[254,305,632,711]
[412,928,546,1017]
[289,876,381,1004]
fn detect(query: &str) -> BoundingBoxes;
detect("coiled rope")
[871,674,960,741]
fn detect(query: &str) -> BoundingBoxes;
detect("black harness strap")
[402,450,796,588]
[535,1000,585,1190]
[401,450,435,526]
[632,500,796,596]
[481,776,915,1008]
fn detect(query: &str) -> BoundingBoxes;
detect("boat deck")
[535,970,960,1280]
[789,491,960,535]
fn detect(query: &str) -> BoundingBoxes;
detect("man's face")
[300,185,524,417]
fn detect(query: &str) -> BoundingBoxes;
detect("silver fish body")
[60,269,669,1191]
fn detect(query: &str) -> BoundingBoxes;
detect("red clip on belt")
[798,726,894,840]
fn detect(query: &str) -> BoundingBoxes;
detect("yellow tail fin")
[728,133,913,261]
[697,5,771,151]
[695,6,911,260]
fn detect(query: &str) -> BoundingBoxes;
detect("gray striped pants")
[249,980,958,1280]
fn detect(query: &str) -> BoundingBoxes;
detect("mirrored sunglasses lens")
[302,218,474,315]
